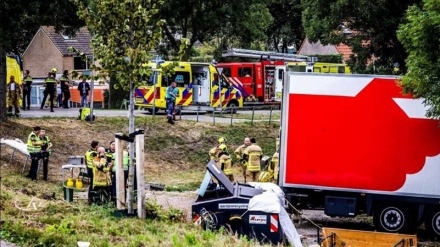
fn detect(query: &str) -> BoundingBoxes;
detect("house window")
[74,56,93,70]
[61,33,75,40]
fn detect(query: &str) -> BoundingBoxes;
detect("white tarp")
[248,183,303,247]
[248,191,282,213]
[1,138,29,155]
[248,182,285,206]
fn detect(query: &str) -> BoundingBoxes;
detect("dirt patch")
[145,190,197,221]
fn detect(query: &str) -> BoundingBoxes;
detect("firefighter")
[6,75,22,117]
[243,137,263,182]
[208,137,227,162]
[39,129,52,181]
[85,140,99,203]
[60,70,71,108]
[234,137,251,183]
[26,126,42,180]
[218,144,234,182]
[106,141,116,201]
[40,71,57,112]
[91,147,113,204]
[22,70,32,110]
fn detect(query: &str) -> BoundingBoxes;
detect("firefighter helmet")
[218,144,228,152]
[218,137,227,144]
[51,68,58,73]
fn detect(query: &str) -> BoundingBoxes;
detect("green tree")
[72,0,164,214]
[301,0,421,73]
[266,0,304,53]
[158,0,272,60]
[398,0,440,118]
[0,0,84,122]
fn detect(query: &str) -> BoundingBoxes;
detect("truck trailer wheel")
[373,204,411,233]
[425,208,440,238]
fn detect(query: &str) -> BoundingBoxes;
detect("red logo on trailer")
[285,77,440,192]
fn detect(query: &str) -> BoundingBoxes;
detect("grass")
[0,117,279,247]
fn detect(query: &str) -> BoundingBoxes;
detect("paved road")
[16,107,280,124]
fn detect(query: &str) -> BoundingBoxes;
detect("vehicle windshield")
[218,74,230,88]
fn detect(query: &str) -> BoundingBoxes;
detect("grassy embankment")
[0,117,279,247]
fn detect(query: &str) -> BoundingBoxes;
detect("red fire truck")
[218,49,307,104]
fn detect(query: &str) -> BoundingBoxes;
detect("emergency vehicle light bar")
[222,48,309,62]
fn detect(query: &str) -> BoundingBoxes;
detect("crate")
[63,186,74,202]
[68,156,84,165]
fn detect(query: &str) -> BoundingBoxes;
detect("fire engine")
[219,48,351,103]
[134,61,243,113]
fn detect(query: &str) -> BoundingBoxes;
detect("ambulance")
[5,55,22,109]
[134,61,243,113]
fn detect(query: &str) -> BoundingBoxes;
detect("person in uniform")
[6,75,22,117]
[22,70,32,110]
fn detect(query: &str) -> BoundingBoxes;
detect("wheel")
[373,204,412,233]
[425,208,440,238]
[147,108,160,114]
[227,101,238,113]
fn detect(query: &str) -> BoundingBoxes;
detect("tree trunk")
[0,46,7,122]
[109,76,129,109]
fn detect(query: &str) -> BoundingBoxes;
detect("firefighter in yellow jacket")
[218,144,234,182]
[7,75,22,117]
[209,137,227,162]
[243,137,263,182]
[234,137,251,183]
[85,141,99,203]
[91,147,113,204]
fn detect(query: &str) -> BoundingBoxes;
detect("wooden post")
[135,129,145,219]
[115,133,125,210]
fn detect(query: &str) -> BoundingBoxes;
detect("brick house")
[297,37,352,62]
[22,26,93,78]
[21,26,107,108]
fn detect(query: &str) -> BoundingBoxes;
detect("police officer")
[85,140,99,203]
[40,69,57,112]
[234,137,251,183]
[7,75,21,117]
[60,70,71,108]
[39,129,52,181]
[243,137,263,182]
[22,70,32,110]
[218,144,234,182]
[26,126,42,180]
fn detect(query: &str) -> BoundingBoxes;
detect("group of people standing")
[209,136,263,183]
[6,69,92,116]
[26,126,52,181]
[85,140,129,204]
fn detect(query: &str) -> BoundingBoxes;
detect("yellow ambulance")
[134,61,243,113]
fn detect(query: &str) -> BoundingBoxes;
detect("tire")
[147,108,160,114]
[373,204,411,233]
[227,101,238,113]
[425,208,440,238]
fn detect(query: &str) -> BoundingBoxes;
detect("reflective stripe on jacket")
[244,144,262,172]
[218,153,233,175]
[92,157,111,188]
[85,149,97,168]
[27,132,41,153]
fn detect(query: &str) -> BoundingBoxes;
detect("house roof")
[40,26,92,56]
[297,37,352,62]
